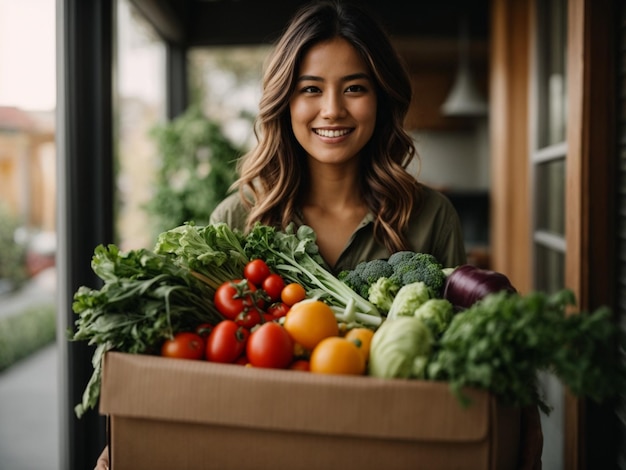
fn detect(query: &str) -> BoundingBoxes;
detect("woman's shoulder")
[209,192,250,231]
[407,184,467,267]
[418,184,457,213]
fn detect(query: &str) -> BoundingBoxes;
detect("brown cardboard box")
[100,351,520,470]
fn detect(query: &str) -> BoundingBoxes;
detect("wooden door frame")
[490,0,618,467]
[565,0,617,467]
[489,0,532,294]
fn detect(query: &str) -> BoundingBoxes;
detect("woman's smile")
[313,127,354,139]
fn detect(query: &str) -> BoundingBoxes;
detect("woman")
[95,1,541,468]
[209,0,466,272]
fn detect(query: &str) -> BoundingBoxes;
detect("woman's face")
[289,37,377,166]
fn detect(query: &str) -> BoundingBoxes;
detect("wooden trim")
[565,0,617,467]
[566,0,585,309]
[565,0,617,326]
[489,0,532,293]
[563,1,584,462]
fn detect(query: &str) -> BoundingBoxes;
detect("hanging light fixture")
[441,17,488,117]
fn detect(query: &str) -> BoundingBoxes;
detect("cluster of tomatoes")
[161,259,374,375]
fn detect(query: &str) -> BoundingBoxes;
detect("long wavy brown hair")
[234,0,422,253]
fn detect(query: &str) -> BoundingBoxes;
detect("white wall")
[409,118,490,190]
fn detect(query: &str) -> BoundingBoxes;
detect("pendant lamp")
[441,18,488,117]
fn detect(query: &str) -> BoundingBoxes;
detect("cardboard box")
[100,351,520,470]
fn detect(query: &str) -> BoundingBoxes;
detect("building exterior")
[0,106,55,233]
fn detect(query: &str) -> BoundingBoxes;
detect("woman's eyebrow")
[297,74,324,82]
[296,72,371,83]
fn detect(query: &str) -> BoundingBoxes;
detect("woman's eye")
[301,85,321,93]
[345,84,366,93]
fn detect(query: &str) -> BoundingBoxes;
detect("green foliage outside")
[0,304,56,371]
[145,105,242,236]
[0,203,27,289]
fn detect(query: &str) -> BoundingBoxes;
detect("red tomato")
[263,312,277,323]
[195,323,214,339]
[235,309,262,329]
[267,301,290,319]
[161,332,205,360]
[289,359,311,372]
[214,279,260,320]
[244,259,271,286]
[246,322,294,369]
[262,273,285,302]
[206,320,250,363]
[235,355,250,366]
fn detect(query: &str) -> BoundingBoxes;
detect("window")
[113,0,166,249]
[530,0,567,468]
[187,45,272,151]
[531,0,567,293]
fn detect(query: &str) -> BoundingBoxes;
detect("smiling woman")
[210,0,467,273]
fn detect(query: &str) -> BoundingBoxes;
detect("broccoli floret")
[413,298,454,337]
[337,269,352,282]
[387,281,431,320]
[392,260,415,277]
[340,269,369,298]
[359,259,394,284]
[401,263,446,297]
[387,250,416,268]
[392,253,439,275]
[388,272,403,286]
[368,276,401,314]
[351,260,368,276]
[392,253,446,297]
[340,259,394,299]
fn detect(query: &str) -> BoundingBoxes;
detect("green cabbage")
[413,298,454,337]
[368,316,434,379]
[386,281,430,320]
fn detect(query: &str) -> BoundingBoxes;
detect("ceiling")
[130,0,490,47]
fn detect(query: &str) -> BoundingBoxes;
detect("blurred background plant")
[0,203,28,293]
[0,304,56,371]
[144,105,242,237]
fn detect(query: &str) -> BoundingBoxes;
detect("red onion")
[443,264,517,310]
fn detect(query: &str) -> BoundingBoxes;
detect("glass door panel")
[532,0,567,467]
[113,0,166,250]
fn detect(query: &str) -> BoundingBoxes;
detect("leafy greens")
[243,223,382,327]
[427,289,626,413]
[69,244,224,417]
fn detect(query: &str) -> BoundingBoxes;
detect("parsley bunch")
[428,289,626,413]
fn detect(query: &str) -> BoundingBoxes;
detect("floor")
[0,344,59,470]
[0,269,59,470]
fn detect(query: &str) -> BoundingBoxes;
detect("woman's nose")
[320,91,345,119]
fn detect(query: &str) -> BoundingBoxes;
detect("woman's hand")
[94,445,109,470]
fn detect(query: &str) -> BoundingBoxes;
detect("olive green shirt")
[209,185,467,274]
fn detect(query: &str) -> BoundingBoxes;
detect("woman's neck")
[301,162,367,267]
[304,159,362,208]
